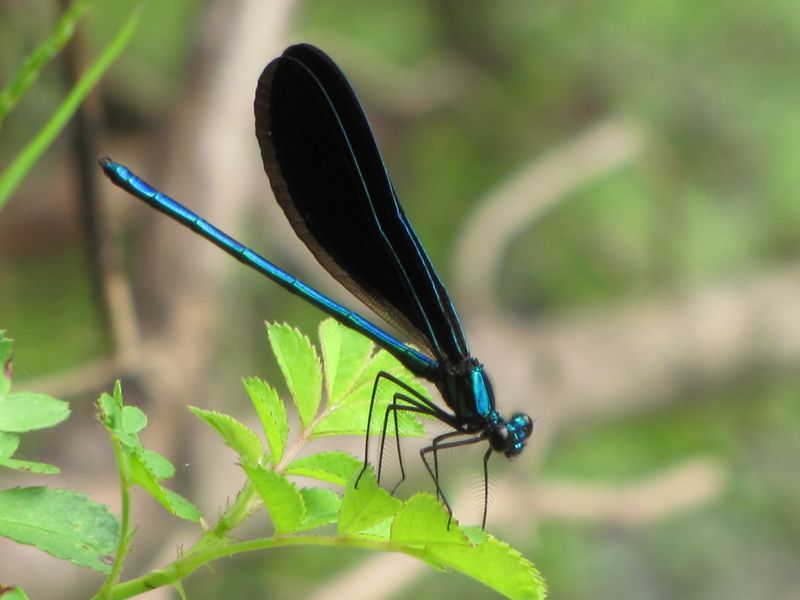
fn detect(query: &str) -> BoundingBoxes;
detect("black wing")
[254,43,469,361]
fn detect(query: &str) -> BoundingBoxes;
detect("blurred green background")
[1,0,799,598]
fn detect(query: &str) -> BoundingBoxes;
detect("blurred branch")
[104,0,296,592]
[469,259,800,437]
[59,3,141,363]
[0,2,142,206]
[36,255,800,441]
[453,119,643,311]
[318,37,475,118]
[504,457,726,525]
[0,0,95,124]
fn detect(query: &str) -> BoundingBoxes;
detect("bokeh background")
[2,0,800,598]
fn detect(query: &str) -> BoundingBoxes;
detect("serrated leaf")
[285,451,362,486]
[346,349,428,406]
[142,449,175,480]
[0,431,19,457]
[121,405,147,434]
[0,392,70,432]
[0,457,59,474]
[357,516,393,540]
[160,488,202,522]
[338,468,401,536]
[242,463,305,533]
[97,389,121,430]
[98,382,140,449]
[268,323,322,428]
[189,407,264,464]
[243,377,288,464]
[391,494,468,547]
[313,348,429,437]
[0,487,118,573]
[392,496,546,600]
[462,525,489,545]
[126,452,200,522]
[429,533,547,600]
[319,319,373,406]
[297,487,340,531]
[312,400,425,437]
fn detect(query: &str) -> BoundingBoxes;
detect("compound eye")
[519,414,533,438]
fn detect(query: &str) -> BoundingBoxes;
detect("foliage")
[98,320,544,599]
[0,323,545,599]
[0,0,143,207]
[0,331,119,595]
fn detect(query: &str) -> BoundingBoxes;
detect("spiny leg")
[356,370,453,488]
[377,396,436,492]
[481,447,493,530]
[420,432,485,525]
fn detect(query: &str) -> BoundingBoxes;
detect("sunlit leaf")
[338,468,401,536]
[189,407,264,465]
[297,487,341,531]
[319,319,373,406]
[242,463,305,533]
[285,451,362,486]
[268,323,322,428]
[243,376,288,464]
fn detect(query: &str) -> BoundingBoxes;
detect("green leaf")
[297,487,341,531]
[0,487,118,573]
[0,586,30,600]
[98,384,140,450]
[121,405,147,434]
[391,494,468,548]
[189,407,264,464]
[126,452,201,522]
[434,534,546,600]
[0,0,96,123]
[0,457,59,474]
[312,348,428,437]
[319,319,373,406]
[160,488,202,523]
[243,377,288,464]
[0,431,19,457]
[358,516,394,540]
[268,323,322,428]
[338,468,402,536]
[242,464,305,534]
[392,495,547,600]
[0,2,143,207]
[312,400,425,437]
[347,349,429,405]
[0,392,70,432]
[285,451,362,486]
[142,449,175,480]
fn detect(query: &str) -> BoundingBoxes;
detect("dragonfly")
[99,43,532,528]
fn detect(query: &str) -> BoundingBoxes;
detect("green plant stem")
[0,1,143,207]
[209,480,259,537]
[108,534,419,599]
[94,432,133,599]
[0,0,95,123]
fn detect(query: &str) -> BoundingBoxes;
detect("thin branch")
[453,119,643,311]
